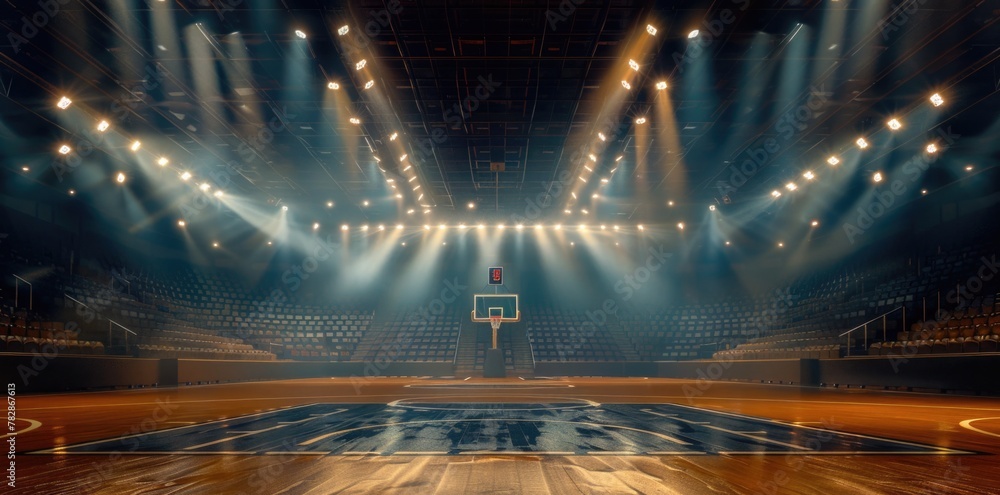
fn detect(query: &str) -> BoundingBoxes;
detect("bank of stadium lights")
[355,60,367,70]
[771,190,782,198]
[116,172,126,184]
[389,132,398,141]
[56,96,72,109]
[597,132,606,141]
[130,140,141,151]
[887,118,902,130]
[179,171,192,181]
[873,172,883,183]
[349,117,361,125]
[157,157,169,166]
[364,80,374,90]
[646,24,657,36]
[930,93,944,107]
[58,144,71,155]
[926,143,939,154]
[785,182,798,192]
[294,30,306,39]
[688,30,700,39]
[96,120,110,133]
[634,117,646,125]
[803,171,815,181]
[856,137,869,149]
[655,81,668,90]
[628,59,639,71]
[327,82,340,90]
[827,156,840,166]
[337,25,349,36]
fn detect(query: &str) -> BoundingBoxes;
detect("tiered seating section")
[871,302,1000,356]
[353,307,461,363]
[527,307,625,361]
[0,310,104,355]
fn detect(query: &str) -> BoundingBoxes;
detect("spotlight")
[267,241,273,246]
[930,93,944,107]
[467,202,475,209]
[213,190,224,198]
[634,117,646,125]
[395,224,403,230]
[785,182,797,191]
[925,143,938,154]
[535,224,542,230]
[374,156,381,162]
[578,176,587,183]
[407,209,415,215]
[355,60,367,70]
[655,81,667,90]
[856,137,869,149]
[212,242,220,248]
[600,224,606,230]
[21,166,28,172]
[621,80,631,90]
[313,222,320,230]
[638,225,645,231]
[646,24,657,36]
[130,140,141,151]
[827,156,840,166]
[157,157,169,166]
[199,183,211,191]
[564,209,572,215]
[592,194,599,199]
[873,172,883,183]
[424,224,431,231]
[811,220,819,227]
[887,118,902,130]
[777,242,784,248]
[516,224,524,230]
[667,200,674,207]
[571,192,577,199]
[588,154,597,161]
[57,96,72,109]
[97,120,110,132]
[771,190,782,198]
[341,224,349,231]
[613,225,619,231]
[294,30,306,39]
[403,165,412,172]
[628,59,639,71]
[326,201,334,208]
[364,80,374,89]
[439,223,447,230]
[58,145,71,155]
[709,205,716,211]
[578,224,585,231]
[396,193,402,199]
[688,30,700,39]
[921,189,928,195]
[116,172,126,183]
[327,82,340,90]
[803,171,815,180]
[615,155,623,162]
[401,242,406,246]
[459,223,467,229]
[362,200,369,206]
[965,164,974,171]
[389,132,398,141]
[337,25,349,36]
[361,225,369,231]
[282,205,288,211]
[598,132,606,141]
[725,241,731,246]
[678,222,685,230]
[177,220,185,227]
[378,224,385,231]
[477,224,485,230]
[497,224,506,230]
[349,117,360,125]
[180,171,192,181]
[555,224,562,230]
[601,178,609,183]
[399,154,408,161]
[68,189,75,196]
[581,209,589,215]
[570,242,575,246]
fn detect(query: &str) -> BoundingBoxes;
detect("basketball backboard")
[472,294,520,322]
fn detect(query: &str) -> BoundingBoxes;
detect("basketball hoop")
[489,315,502,332]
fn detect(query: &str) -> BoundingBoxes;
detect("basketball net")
[489,315,502,332]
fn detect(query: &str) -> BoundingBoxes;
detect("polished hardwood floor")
[8,377,1000,494]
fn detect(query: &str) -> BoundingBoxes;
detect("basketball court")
[11,377,1000,494]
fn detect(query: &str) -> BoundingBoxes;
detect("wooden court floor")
[8,377,1000,494]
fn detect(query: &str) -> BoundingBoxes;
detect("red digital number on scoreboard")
[488,267,503,285]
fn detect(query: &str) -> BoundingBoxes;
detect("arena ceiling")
[1,0,998,235]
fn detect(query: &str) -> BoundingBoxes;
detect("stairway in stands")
[350,310,395,361]
[607,319,641,361]
[505,323,535,376]
[454,321,479,375]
